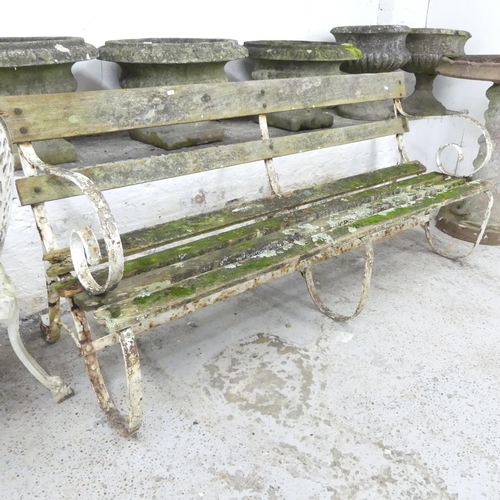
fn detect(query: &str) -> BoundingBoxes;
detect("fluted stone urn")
[434,55,500,245]
[98,38,248,150]
[0,37,97,166]
[244,40,361,131]
[402,29,471,116]
[330,25,411,120]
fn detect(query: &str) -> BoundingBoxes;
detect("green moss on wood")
[352,188,464,228]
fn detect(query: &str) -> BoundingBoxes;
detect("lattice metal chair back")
[0,116,72,402]
[0,116,13,254]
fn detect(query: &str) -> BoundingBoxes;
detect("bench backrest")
[2,72,407,207]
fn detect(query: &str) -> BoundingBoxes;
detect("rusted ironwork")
[72,301,142,435]
[119,328,143,433]
[17,142,62,342]
[18,143,124,295]
[394,98,493,176]
[259,114,282,197]
[300,237,374,321]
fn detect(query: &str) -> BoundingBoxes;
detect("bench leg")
[301,237,374,322]
[424,190,494,259]
[73,304,143,435]
[0,265,72,403]
[40,283,62,343]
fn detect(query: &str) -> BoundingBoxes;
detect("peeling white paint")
[311,232,335,245]
[293,239,307,246]
[297,223,319,233]
[251,249,278,259]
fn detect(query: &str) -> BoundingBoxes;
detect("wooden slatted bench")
[0,72,492,435]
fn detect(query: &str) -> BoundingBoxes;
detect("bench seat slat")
[16,117,408,205]
[90,178,489,333]
[45,162,426,277]
[72,177,488,318]
[56,170,446,297]
[1,73,405,143]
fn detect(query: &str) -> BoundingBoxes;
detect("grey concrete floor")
[1,227,499,499]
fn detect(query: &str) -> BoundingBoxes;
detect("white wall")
[2,0,499,316]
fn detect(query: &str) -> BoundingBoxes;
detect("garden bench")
[0,72,492,435]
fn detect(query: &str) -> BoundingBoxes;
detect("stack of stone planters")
[98,38,248,150]
[244,40,361,131]
[0,37,97,166]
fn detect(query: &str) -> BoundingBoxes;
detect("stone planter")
[434,55,500,245]
[330,25,411,120]
[0,37,97,166]
[98,38,248,150]
[244,40,361,131]
[402,29,471,116]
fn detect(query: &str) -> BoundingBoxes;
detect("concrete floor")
[1,227,499,499]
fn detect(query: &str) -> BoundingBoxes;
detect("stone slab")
[261,109,334,132]
[14,138,77,170]
[129,122,225,150]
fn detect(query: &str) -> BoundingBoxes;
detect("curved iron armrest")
[393,98,493,177]
[18,143,124,296]
[392,99,494,259]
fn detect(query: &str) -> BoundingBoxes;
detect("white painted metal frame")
[394,98,494,259]
[18,143,124,296]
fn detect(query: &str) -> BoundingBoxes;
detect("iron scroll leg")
[1,265,72,403]
[301,237,375,322]
[424,190,494,259]
[75,302,143,435]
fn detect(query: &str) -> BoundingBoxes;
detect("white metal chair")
[0,116,71,402]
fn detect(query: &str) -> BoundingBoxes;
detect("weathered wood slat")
[71,177,485,311]
[1,73,405,142]
[45,162,426,276]
[55,170,446,296]
[90,178,489,333]
[16,117,408,206]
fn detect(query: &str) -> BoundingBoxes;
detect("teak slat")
[16,117,407,206]
[87,179,488,332]
[1,73,405,142]
[44,162,427,276]
[60,171,455,304]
